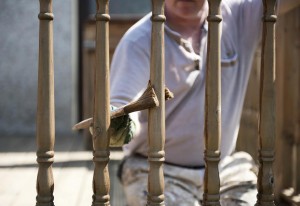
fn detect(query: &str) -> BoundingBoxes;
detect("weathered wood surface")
[236,5,300,205]
[92,0,111,205]
[256,0,277,205]
[36,0,55,205]
[277,6,300,206]
[147,0,166,205]
[0,136,126,206]
[82,17,140,150]
[203,0,222,205]
[236,48,260,161]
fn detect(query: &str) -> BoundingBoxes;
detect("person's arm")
[278,0,300,15]
[109,26,151,147]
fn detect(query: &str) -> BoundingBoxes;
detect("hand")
[108,105,135,147]
[89,105,135,147]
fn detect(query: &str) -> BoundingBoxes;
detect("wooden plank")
[109,160,126,206]
[274,13,289,200]
[0,138,36,206]
[276,7,300,204]
[54,139,93,206]
[9,167,38,206]
[293,7,300,196]
[0,136,126,206]
[236,48,260,161]
[75,161,94,206]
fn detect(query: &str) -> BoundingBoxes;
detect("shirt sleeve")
[110,37,150,107]
[240,0,264,48]
[224,0,263,50]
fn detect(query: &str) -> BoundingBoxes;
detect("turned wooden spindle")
[203,0,222,205]
[36,0,55,205]
[147,0,166,205]
[256,0,277,205]
[91,0,111,205]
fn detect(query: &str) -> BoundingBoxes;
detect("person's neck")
[165,2,208,53]
[165,3,208,40]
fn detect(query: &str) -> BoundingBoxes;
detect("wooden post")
[276,15,294,199]
[288,9,300,201]
[203,0,222,205]
[91,0,111,205]
[256,0,277,205]
[294,15,300,196]
[147,0,165,205]
[36,0,55,205]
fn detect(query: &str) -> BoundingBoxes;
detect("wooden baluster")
[256,0,277,205]
[36,0,55,205]
[203,0,222,205]
[92,0,111,205]
[147,0,166,205]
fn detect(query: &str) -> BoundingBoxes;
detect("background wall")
[0,0,77,137]
[0,0,150,137]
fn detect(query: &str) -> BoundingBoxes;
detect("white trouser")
[119,151,258,206]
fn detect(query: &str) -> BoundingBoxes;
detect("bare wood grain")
[147,0,166,205]
[256,0,277,205]
[91,0,111,205]
[203,0,222,205]
[36,0,55,205]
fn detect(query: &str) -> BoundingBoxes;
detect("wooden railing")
[236,4,300,206]
[35,0,283,205]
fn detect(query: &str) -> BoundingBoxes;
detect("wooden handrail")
[91,0,111,205]
[36,0,55,205]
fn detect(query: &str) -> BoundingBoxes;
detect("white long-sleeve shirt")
[110,0,263,167]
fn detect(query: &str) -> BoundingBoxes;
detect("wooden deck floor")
[0,135,126,206]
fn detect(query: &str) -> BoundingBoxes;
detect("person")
[106,0,300,205]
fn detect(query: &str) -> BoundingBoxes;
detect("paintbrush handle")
[73,85,173,130]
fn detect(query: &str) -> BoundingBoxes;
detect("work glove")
[89,105,135,147]
[109,105,135,147]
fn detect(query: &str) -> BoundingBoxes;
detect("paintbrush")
[72,83,173,130]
